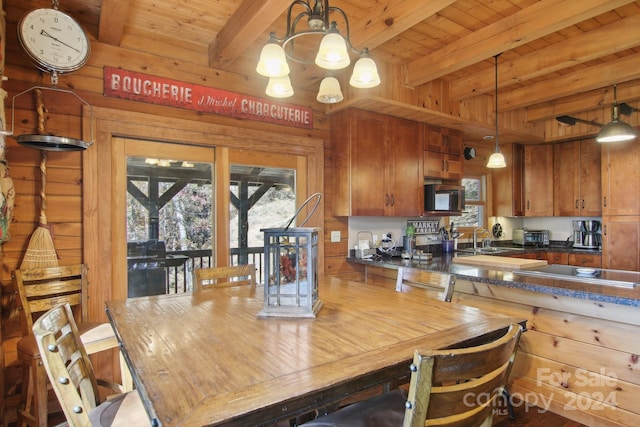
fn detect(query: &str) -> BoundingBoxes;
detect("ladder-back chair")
[302,322,523,427]
[14,264,131,427]
[32,303,148,426]
[396,266,456,302]
[193,264,257,292]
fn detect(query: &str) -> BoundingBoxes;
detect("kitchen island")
[347,255,639,427]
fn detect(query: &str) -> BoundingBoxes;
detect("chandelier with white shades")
[256,0,380,104]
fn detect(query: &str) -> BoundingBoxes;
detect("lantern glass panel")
[259,227,322,318]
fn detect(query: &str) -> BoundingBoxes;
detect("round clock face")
[464,146,476,160]
[18,8,90,74]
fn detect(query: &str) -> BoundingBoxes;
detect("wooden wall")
[0,1,341,405]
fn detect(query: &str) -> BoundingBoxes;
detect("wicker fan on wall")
[19,89,59,269]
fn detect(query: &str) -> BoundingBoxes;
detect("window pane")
[457,204,483,228]
[462,178,481,202]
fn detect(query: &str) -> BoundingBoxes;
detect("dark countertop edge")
[347,257,639,307]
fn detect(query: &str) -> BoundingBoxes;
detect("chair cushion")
[89,390,149,426]
[301,389,406,427]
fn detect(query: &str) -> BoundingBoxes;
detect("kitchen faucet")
[473,228,488,250]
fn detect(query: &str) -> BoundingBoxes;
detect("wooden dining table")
[105,275,524,427]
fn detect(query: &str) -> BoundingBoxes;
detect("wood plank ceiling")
[12,0,640,144]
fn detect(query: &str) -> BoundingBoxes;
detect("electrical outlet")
[330,231,341,242]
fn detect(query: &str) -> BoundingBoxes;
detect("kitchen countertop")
[348,252,640,307]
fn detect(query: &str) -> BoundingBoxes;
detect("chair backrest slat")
[396,267,456,302]
[33,303,100,427]
[404,322,522,427]
[14,264,88,333]
[193,264,256,292]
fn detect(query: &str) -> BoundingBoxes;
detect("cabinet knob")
[603,196,607,207]
[582,199,585,209]
[390,194,395,206]
[385,194,389,206]
[575,199,579,209]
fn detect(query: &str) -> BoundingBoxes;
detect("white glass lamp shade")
[257,43,290,77]
[349,56,380,88]
[266,76,294,98]
[486,150,507,168]
[316,77,344,104]
[315,32,350,70]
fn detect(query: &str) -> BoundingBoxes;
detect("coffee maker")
[573,220,601,249]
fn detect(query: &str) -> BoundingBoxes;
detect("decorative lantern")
[258,227,322,318]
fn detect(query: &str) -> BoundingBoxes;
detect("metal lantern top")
[258,227,322,318]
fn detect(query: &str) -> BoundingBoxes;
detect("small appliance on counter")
[513,229,550,246]
[573,220,601,249]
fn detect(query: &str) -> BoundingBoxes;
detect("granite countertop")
[348,253,640,307]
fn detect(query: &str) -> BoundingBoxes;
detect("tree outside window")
[456,176,486,229]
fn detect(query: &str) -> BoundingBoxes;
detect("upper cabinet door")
[524,144,554,217]
[387,117,422,216]
[602,140,640,216]
[553,139,601,217]
[491,143,524,217]
[331,109,422,217]
[423,125,463,180]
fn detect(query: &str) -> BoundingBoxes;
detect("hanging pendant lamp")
[487,54,506,168]
[596,84,637,143]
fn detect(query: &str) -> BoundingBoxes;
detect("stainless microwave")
[424,184,465,214]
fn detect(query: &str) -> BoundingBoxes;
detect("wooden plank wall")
[0,1,341,408]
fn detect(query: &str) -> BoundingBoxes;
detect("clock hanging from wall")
[17,1,90,78]
[12,1,93,151]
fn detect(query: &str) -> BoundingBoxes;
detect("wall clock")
[464,146,476,160]
[17,6,90,75]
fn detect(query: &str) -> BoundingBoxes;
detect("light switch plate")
[330,231,341,242]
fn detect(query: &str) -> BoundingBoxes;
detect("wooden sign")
[103,67,313,129]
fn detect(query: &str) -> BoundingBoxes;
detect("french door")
[114,138,215,298]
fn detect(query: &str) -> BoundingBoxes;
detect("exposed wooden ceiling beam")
[450,13,640,100]
[404,0,636,88]
[499,55,640,111]
[98,0,130,46]
[526,81,640,122]
[209,0,292,69]
[348,0,456,50]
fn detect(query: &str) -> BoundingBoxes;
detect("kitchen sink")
[457,246,525,254]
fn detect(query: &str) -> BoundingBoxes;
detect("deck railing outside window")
[163,247,264,294]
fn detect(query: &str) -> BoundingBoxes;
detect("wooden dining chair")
[301,322,523,427]
[32,303,149,426]
[193,264,257,291]
[395,266,456,302]
[13,264,132,427]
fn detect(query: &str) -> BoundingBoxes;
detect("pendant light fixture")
[487,54,506,168]
[596,84,637,143]
[256,0,380,103]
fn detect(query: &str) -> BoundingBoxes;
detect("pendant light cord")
[494,53,501,152]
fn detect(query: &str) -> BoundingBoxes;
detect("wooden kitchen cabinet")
[331,109,422,217]
[491,143,524,217]
[423,125,463,180]
[602,139,640,216]
[601,216,640,271]
[524,144,554,216]
[547,252,569,265]
[509,252,546,260]
[553,139,601,217]
[568,253,601,268]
